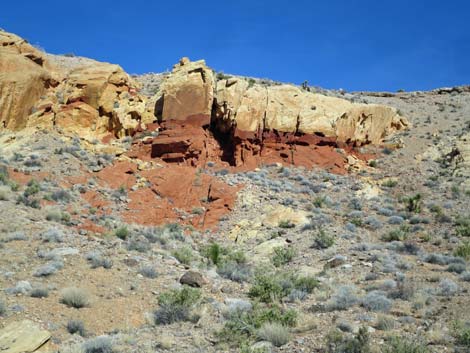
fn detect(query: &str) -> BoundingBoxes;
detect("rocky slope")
[0,29,469,353]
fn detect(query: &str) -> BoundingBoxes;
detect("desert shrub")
[388,216,405,225]
[67,319,86,336]
[271,246,296,267]
[217,262,252,282]
[172,246,194,265]
[40,228,64,242]
[202,242,246,269]
[388,279,415,301]
[437,278,458,296]
[46,210,71,224]
[313,196,327,208]
[82,336,114,353]
[455,215,470,237]
[249,272,284,303]
[404,194,422,213]
[2,231,28,242]
[139,266,157,279]
[460,271,470,282]
[327,285,359,311]
[454,241,470,260]
[218,304,296,346]
[126,237,151,253]
[115,226,129,240]
[383,226,409,242]
[24,179,40,197]
[447,263,467,274]
[191,207,204,215]
[325,327,370,353]
[312,228,335,249]
[60,287,90,308]
[89,256,113,269]
[249,271,318,303]
[257,322,290,347]
[50,189,72,203]
[203,242,223,266]
[153,286,201,325]
[34,261,63,277]
[362,291,392,312]
[382,336,429,353]
[30,287,49,298]
[453,322,470,348]
[17,193,40,208]
[0,165,9,185]
[375,315,395,331]
[0,301,6,316]
[382,180,398,188]
[278,220,295,229]
[424,253,464,266]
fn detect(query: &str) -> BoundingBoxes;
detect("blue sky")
[2,0,469,91]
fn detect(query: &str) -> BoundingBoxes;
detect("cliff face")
[152,58,409,168]
[0,31,409,171]
[0,31,153,140]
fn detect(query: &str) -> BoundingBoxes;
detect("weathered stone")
[214,78,409,146]
[179,271,207,287]
[159,57,214,124]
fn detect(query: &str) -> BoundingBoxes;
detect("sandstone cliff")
[0,30,153,140]
[0,31,409,170]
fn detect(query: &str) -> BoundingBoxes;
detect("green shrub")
[218,303,296,346]
[325,327,370,353]
[382,226,409,242]
[154,286,201,325]
[248,271,318,303]
[67,319,86,336]
[382,179,398,188]
[203,242,223,266]
[115,226,129,240]
[453,321,470,348]
[24,179,40,197]
[313,229,335,249]
[172,246,194,265]
[249,272,284,303]
[278,220,295,229]
[257,322,290,347]
[382,337,429,353]
[455,215,470,237]
[313,196,326,208]
[202,242,246,267]
[271,246,296,267]
[404,194,422,213]
[454,241,470,260]
[0,300,6,316]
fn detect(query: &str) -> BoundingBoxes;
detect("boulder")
[179,271,207,287]
[158,57,215,124]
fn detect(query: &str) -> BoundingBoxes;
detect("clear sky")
[2,0,469,91]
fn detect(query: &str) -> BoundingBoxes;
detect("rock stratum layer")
[0,30,409,171]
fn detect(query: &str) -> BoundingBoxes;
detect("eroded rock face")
[158,57,215,125]
[0,32,58,130]
[152,58,409,169]
[0,30,153,140]
[213,77,409,145]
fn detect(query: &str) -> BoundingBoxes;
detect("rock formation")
[0,30,410,171]
[0,30,153,140]
[153,58,409,168]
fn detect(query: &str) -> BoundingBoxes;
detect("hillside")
[0,29,469,353]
